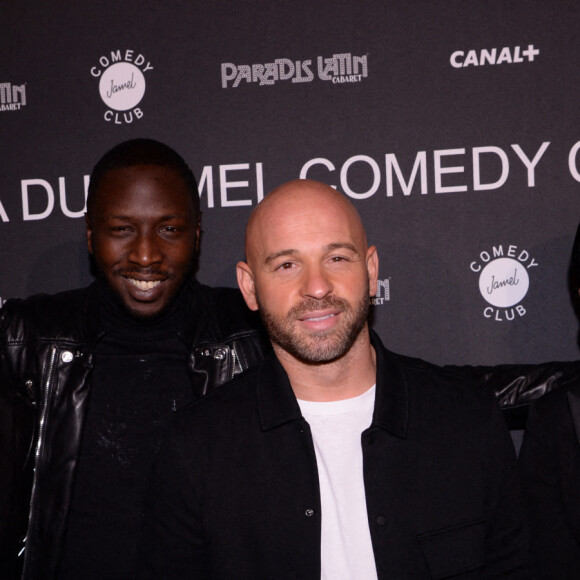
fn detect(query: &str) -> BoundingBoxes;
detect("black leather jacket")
[0,281,270,580]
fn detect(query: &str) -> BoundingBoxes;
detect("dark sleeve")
[442,361,580,430]
[138,429,207,580]
[519,396,580,579]
[481,393,530,578]
[0,306,35,579]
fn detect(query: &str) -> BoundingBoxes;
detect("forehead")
[93,165,194,218]
[249,190,366,258]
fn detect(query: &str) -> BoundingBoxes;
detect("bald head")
[244,179,368,268]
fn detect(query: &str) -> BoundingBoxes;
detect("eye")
[329,255,349,264]
[276,261,295,271]
[160,225,179,233]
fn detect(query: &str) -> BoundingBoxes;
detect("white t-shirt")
[298,385,378,580]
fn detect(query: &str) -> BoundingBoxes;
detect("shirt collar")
[256,330,410,439]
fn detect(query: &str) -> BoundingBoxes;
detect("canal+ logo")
[90,49,153,125]
[469,244,538,322]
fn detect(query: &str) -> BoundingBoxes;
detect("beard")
[257,283,370,365]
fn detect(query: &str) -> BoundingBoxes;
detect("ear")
[85,214,94,255]
[366,245,379,298]
[236,261,259,311]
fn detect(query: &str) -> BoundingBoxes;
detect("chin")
[126,303,167,320]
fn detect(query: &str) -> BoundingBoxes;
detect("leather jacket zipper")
[21,345,59,576]
[231,346,240,375]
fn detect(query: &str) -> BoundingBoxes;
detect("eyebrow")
[263,242,361,265]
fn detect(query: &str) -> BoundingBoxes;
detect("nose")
[128,231,162,267]
[301,263,333,300]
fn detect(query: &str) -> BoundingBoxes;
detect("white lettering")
[434,149,467,193]
[277,59,294,80]
[110,50,122,63]
[58,177,87,218]
[511,142,550,187]
[0,200,8,222]
[22,179,55,221]
[451,45,539,69]
[497,47,512,64]
[463,50,478,67]
[386,152,427,196]
[221,63,237,88]
[568,141,580,182]
[219,164,252,207]
[294,60,314,83]
[300,158,337,188]
[522,45,540,61]
[340,155,380,199]
[473,146,509,191]
[450,51,464,68]
[480,48,496,65]
[198,166,215,208]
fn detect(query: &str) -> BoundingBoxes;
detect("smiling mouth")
[126,278,162,291]
[302,313,336,322]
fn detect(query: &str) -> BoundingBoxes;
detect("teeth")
[306,314,335,322]
[128,278,161,291]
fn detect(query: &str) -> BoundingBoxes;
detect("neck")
[274,326,377,402]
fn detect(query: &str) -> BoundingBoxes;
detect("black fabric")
[519,385,580,579]
[140,333,528,579]
[0,279,270,580]
[59,282,193,579]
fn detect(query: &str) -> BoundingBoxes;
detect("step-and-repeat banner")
[2,0,579,365]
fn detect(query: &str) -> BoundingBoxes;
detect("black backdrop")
[2,0,580,365]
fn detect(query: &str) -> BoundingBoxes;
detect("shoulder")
[189,281,266,344]
[0,286,92,343]
[387,346,485,396]
[194,283,257,324]
[377,342,499,426]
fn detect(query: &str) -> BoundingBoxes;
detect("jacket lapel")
[370,330,410,439]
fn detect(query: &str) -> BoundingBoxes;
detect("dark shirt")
[58,282,194,580]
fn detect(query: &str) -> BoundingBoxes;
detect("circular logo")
[478,257,529,308]
[99,62,145,111]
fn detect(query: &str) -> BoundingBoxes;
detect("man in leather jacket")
[0,139,269,580]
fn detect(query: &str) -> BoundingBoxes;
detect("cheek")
[255,281,290,313]
[92,239,124,267]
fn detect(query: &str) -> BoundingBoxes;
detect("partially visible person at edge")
[519,222,580,579]
[0,139,269,580]
[140,179,529,579]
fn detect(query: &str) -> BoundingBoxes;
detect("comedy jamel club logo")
[469,244,538,322]
[90,49,153,124]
